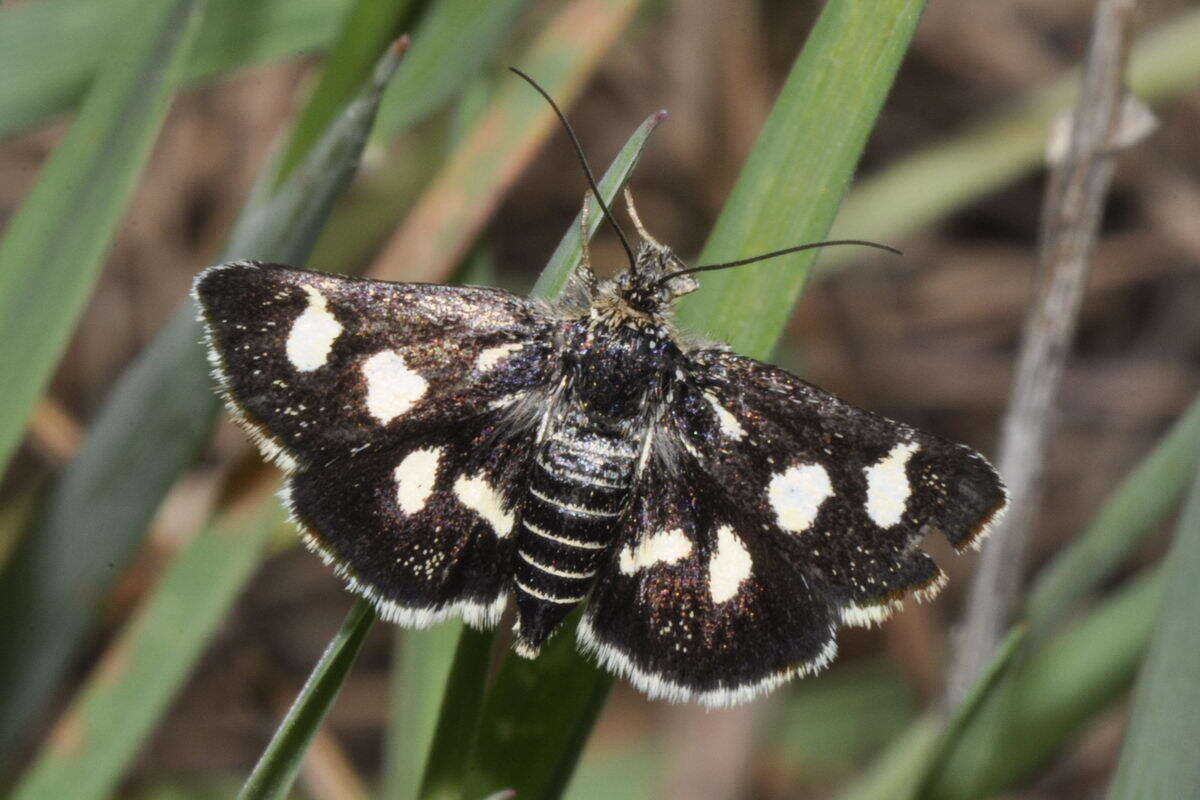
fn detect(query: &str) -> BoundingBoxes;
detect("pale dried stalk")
[947,0,1141,705]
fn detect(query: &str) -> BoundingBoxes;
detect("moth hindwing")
[194,215,1006,708]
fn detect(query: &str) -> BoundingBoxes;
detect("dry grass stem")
[947,0,1144,705]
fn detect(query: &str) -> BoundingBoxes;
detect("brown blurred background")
[2,1,1198,797]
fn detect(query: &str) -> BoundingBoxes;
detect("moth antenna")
[623,188,666,249]
[656,239,902,285]
[509,67,637,271]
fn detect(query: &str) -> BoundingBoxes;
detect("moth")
[193,78,1006,709]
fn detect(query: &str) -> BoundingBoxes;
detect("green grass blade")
[0,0,205,476]
[10,496,288,800]
[409,109,664,800]
[460,612,613,800]
[823,7,1200,271]
[412,627,498,800]
[450,3,927,798]
[836,629,1025,800]
[926,570,1164,799]
[911,393,1200,797]
[0,40,404,774]
[273,0,416,181]
[674,0,925,360]
[383,624,466,800]
[239,600,377,800]
[834,718,942,800]
[0,0,351,139]
[0,0,206,763]
[1025,393,1200,641]
[907,628,1026,799]
[371,0,531,140]
[1108,472,1200,798]
[839,570,1163,800]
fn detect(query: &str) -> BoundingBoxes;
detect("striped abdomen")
[511,412,640,654]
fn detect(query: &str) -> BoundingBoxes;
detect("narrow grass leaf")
[674,0,926,360]
[239,599,377,800]
[372,0,532,140]
[0,0,207,765]
[452,2,927,798]
[767,660,917,778]
[460,611,612,800]
[0,0,351,139]
[839,570,1163,800]
[0,41,404,774]
[1025,393,1200,641]
[0,0,205,477]
[908,627,1026,799]
[10,490,287,800]
[273,0,416,181]
[413,627,499,800]
[836,630,1024,800]
[925,569,1164,799]
[1108,472,1200,798]
[370,0,642,282]
[834,718,941,800]
[384,624,465,800]
[823,7,1200,272]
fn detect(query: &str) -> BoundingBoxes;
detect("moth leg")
[567,192,599,295]
[579,191,593,275]
[623,187,666,249]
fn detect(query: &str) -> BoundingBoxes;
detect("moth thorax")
[569,322,670,422]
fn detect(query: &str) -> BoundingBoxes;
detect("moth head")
[614,189,699,313]
[616,248,699,313]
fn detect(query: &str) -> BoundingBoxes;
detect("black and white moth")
[193,191,1005,707]
[193,79,1006,707]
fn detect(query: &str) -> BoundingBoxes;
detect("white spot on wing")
[708,525,752,603]
[618,528,693,575]
[703,393,746,440]
[864,441,920,527]
[454,473,514,537]
[363,349,426,423]
[475,342,523,372]
[286,286,342,371]
[394,447,441,515]
[769,463,833,534]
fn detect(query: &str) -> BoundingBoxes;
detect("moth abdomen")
[511,410,643,655]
